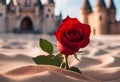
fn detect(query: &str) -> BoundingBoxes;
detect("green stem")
[65,55,69,70]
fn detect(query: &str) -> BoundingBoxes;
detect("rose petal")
[61,34,81,50]
[78,38,90,48]
[57,41,79,55]
[81,24,91,37]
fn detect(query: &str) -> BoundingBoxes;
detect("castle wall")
[94,6,109,35]
[116,22,120,34]
[88,13,95,35]
[42,18,56,34]
[43,4,55,20]
[80,9,91,24]
[109,23,117,34]
[7,10,43,33]
[0,17,5,32]
[21,13,35,28]
[7,13,17,32]
[88,10,109,35]
[16,11,37,31]
[7,11,59,34]
[0,3,6,32]
[42,4,56,34]
[109,22,120,34]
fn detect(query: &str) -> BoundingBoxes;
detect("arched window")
[46,14,49,18]
[99,16,102,21]
[48,8,51,12]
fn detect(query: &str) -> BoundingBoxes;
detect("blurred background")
[0,0,120,35]
[5,0,120,20]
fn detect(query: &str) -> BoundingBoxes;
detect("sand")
[0,33,120,82]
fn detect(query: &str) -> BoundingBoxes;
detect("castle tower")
[43,0,55,20]
[42,0,55,34]
[36,0,43,10]
[80,0,92,24]
[16,3,20,16]
[108,0,117,34]
[94,0,108,34]
[7,0,16,12]
[0,0,6,17]
[108,0,116,23]
[0,0,6,32]
[34,0,43,16]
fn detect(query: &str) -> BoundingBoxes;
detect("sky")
[6,0,120,21]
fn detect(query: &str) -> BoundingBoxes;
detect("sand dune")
[0,34,120,82]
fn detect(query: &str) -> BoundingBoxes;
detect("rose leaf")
[77,51,85,53]
[53,53,64,67]
[61,62,66,68]
[74,54,80,62]
[32,55,53,65]
[39,38,53,55]
[69,67,82,74]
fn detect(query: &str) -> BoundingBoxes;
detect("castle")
[80,0,120,35]
[0,0,61,34]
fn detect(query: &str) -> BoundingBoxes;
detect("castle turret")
[37,0,43,10]
[95,0,106,7]
[108,0,116,9]
[94,0,107,14]
[7,0,16,13]
[108,0,116,23]
[0,0,7,32]
[34,0,43,16]
[80,0,92,24]
[94,0,108,34]
[43,0,55,20]
[0,0,6,17]
[42,0,56,33]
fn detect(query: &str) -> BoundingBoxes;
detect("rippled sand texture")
[0,34,120,82]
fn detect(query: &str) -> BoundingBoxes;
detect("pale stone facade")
[0,0,62,34]
[80,0,120,35]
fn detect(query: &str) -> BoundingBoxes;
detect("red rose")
[54,16,91,55]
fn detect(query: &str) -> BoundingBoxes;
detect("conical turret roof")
[48,0,54,4]
[34,0,43,10]
[81,0,92,10]
[9,0,14,6]
[95,0,106,7]
[45,0,54,4]
[37,0,43,10]
[108,0,116,9]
